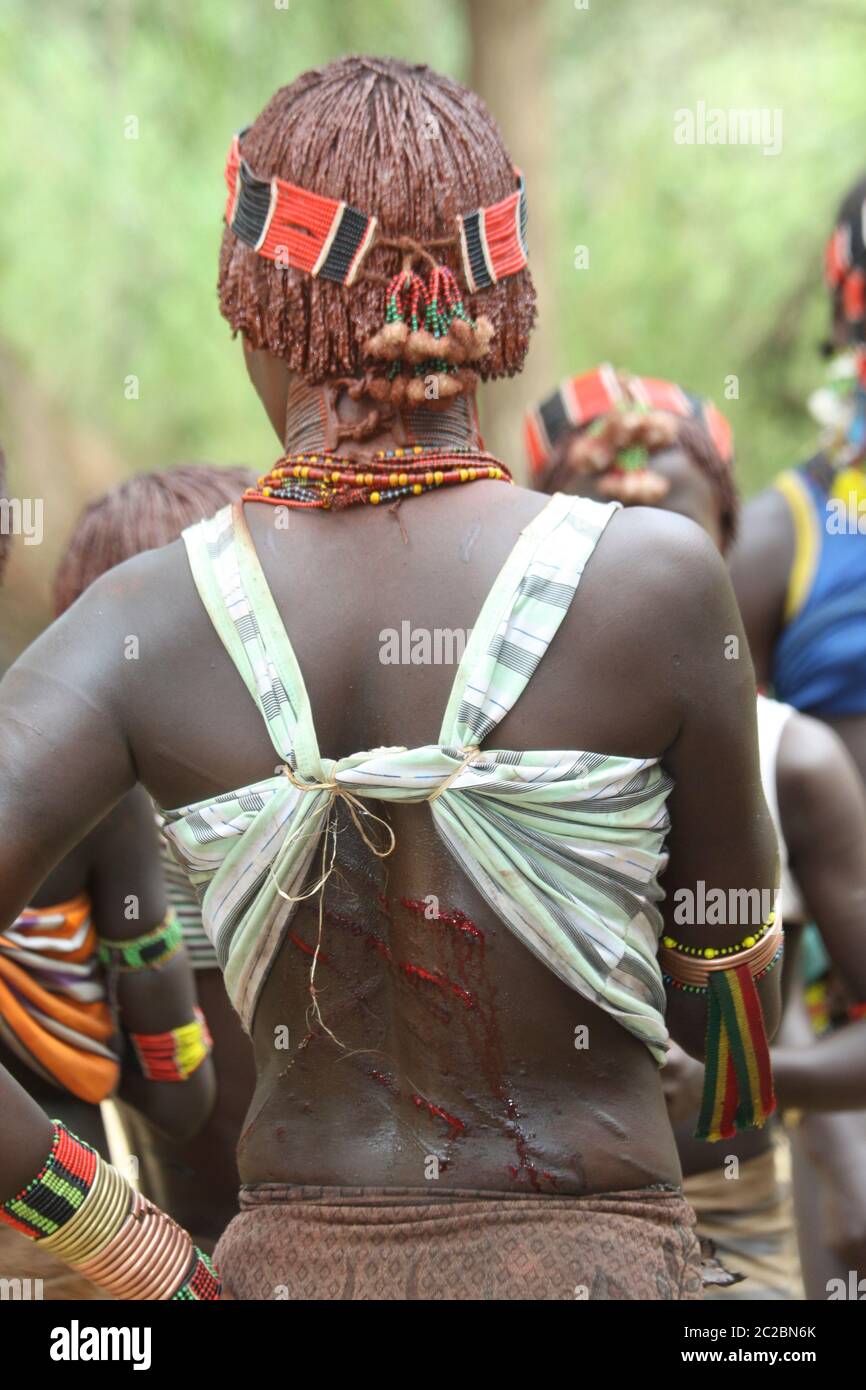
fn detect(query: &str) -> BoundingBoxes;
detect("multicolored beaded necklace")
[245,445,513,510]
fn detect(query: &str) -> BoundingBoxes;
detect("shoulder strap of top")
[440,493,620,747]
[181,503,321,774]
[755,694,792,844]
[772,469,822,625]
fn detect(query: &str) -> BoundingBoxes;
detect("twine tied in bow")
[268,747,484,1047]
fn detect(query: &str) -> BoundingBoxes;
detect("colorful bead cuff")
[130,1005,213,1082]
[0,1122,221,1300]
[97,910,182,973]
[663,943,784,995]
[661,912,774,960]
[658,915,783,990]
[0,1120,96,1239]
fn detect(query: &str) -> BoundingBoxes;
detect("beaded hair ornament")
[824,192,866,486]
[224,131,528,405]
[825,199,866,362]
[524,364,734,499]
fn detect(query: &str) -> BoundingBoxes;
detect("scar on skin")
[459,520,482,564]
[584,1105,629,1141]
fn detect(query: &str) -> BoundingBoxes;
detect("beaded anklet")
[97,909,182,973]
[0,1121,220,1299]
[130,1006,213,1082]
[247,444,512,512]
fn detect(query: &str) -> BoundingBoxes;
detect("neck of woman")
[283,378,485,459]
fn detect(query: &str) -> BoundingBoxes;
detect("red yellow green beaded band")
[97,909,182,973]
[130,1005,213,1082]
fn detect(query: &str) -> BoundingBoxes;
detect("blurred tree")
[2,0,866,646]
[465,0,556,472]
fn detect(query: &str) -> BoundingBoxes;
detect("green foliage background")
[1,0,865,538]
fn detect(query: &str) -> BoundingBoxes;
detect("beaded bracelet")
[660,910,775,962]
[0,1120,97,1239]
[173,1247,221,1301]
[97,909,182,973]
[130,1006,213,1082]
[660,918,783,1143]
[659,915,783,990]
[0,1122,220,1300]
[662,942,784,995]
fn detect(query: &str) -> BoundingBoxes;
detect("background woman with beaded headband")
[0,56,779,1301]
[729,173,866,1299]
[527,366,866,1300]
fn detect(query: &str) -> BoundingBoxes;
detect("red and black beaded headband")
[457,170,528,291]
[224,131,528,292]
[826,201,866,343]
[224,133,377,286]
[524,365,734,478]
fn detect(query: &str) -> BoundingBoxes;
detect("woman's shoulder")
[592,503,730,600]
[575,505,748,717]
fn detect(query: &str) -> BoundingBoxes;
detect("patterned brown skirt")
[214,1183,704,1301]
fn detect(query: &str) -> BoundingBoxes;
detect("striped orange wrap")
[0,895,118,1103]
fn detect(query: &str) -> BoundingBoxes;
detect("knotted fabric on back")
[162,495,673,1061]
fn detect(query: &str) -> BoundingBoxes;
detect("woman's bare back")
[0,480,774,1195]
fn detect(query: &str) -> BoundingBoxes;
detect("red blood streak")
[400,961,476,1009]
[365,932,393,962]
[411,1093,466,1135]
[400,897,484,941]
[288,932,330,963]
[436,908,484,941]
[369,1068,400,1098]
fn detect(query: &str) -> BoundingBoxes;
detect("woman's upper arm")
[644,519,781,1045]
[0,577,136,924]
[86,785,168,939]
[660,525,779,932]
[779,713,866,1000]
[728,488,793,688]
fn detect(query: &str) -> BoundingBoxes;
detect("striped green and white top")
[154,816,217,972]
[161,496,673,1062]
